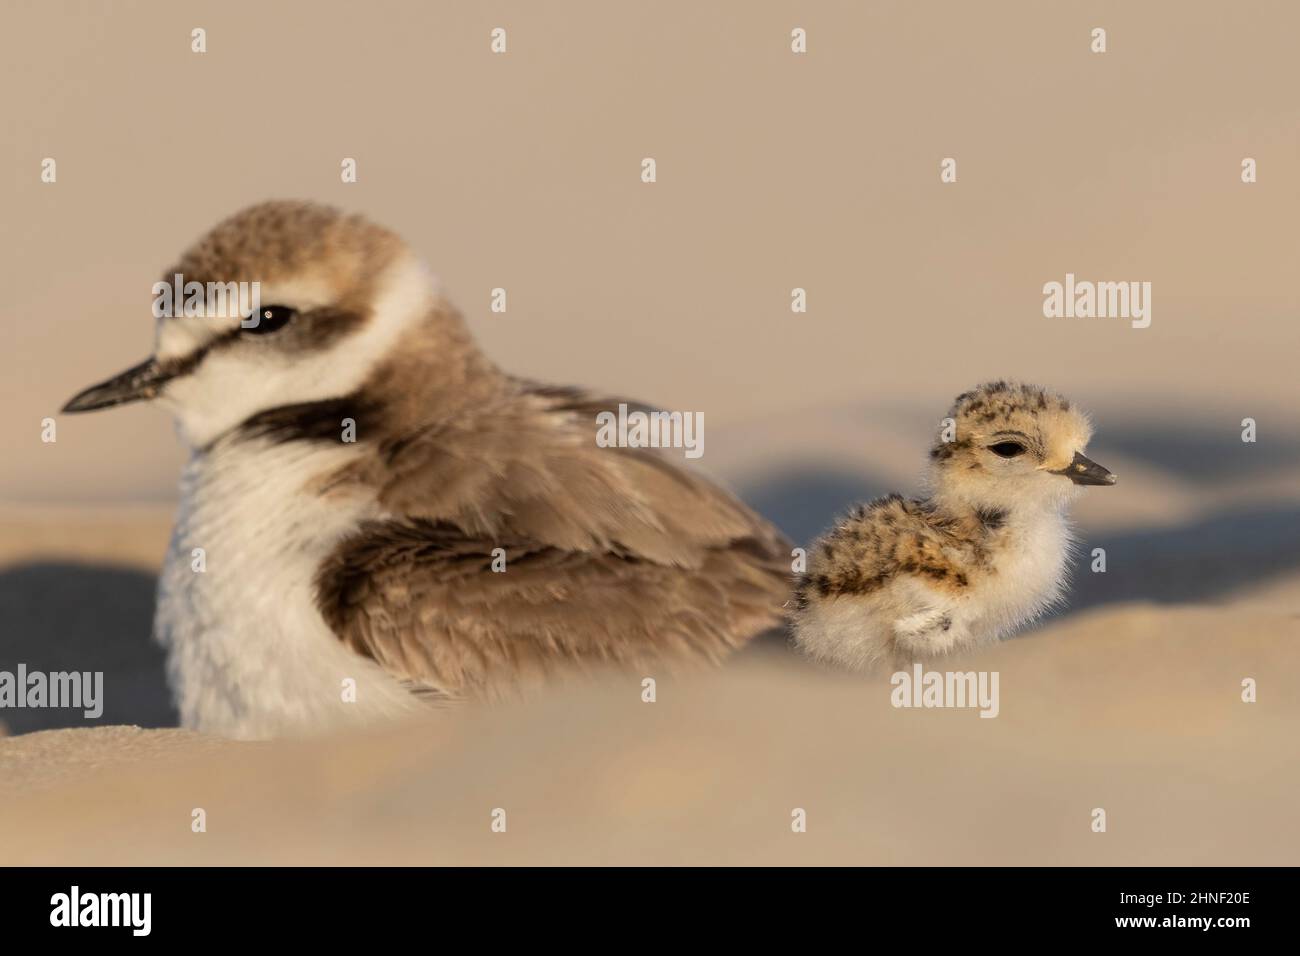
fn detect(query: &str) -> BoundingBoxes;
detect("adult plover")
[791,382,1115,671]
[62,201,791,738]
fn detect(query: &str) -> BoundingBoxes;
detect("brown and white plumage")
[791,382,1115,671]
[62,201,790,736]
[312,380,790,698]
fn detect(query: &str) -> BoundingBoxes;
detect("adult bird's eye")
[244,305,296,335]
[988,441,1026,458]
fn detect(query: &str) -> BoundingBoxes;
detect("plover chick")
[791,381,1115,671]
[62,201,790,739]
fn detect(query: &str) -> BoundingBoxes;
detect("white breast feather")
[155,439,424,739]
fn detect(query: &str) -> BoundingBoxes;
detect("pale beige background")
[1,1,1297,865]
[2,0,1297,505]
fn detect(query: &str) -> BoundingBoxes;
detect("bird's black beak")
[61,357,174,413]
[1051,451,1116,486]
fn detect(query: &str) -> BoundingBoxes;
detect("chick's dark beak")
[1052,451,1116,486]
[61,357,174,413]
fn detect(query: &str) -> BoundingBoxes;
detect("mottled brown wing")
[799,495,988,605]
[316,384,793,696]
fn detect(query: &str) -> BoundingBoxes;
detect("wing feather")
[315,384,791,697]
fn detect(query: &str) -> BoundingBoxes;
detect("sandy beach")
[1,589,1296,865]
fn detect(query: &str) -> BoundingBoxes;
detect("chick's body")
[792,382,1114,670]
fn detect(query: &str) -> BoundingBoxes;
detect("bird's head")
[926,381,1115,514]
[61,201,447,447]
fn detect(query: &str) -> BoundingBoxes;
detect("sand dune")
[1,587,1296,866]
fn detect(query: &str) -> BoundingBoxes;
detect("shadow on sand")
[0,563,176,734]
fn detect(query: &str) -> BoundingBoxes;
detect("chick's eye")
[244,305,296,335]
[988,441,1026,458]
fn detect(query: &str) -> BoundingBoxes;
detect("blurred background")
[0,1,1296,864]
